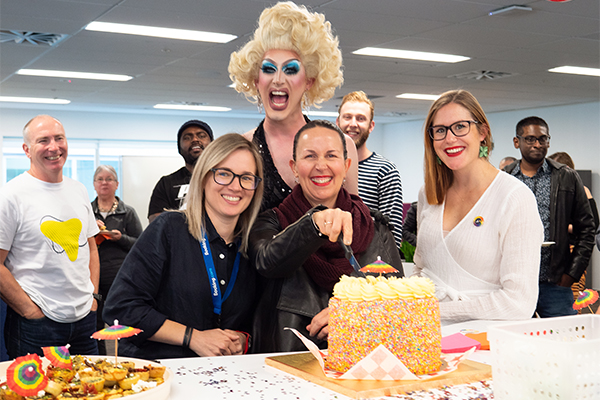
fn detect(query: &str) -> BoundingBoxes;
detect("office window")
[3,152,121,201]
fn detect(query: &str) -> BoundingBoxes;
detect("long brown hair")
[423,90,492,205]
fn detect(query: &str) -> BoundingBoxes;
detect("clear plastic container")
[489,315,600,399]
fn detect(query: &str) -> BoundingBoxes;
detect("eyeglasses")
[517,135,551,146]
[428,120,479,141]
[210,168,262,190]
[95,177,116,183]
[181,132,210,141]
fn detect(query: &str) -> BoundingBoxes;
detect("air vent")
[448,70,515,81]
[0,30,67,46]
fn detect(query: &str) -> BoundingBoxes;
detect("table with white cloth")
[158,320,511,400]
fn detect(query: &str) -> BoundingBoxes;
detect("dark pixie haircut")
[516,116,549,137]
[292,119,348,161]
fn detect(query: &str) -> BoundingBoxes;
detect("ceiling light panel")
[17,69,133,81]
[0,96,71,104]
[86,22,237,43]
[548,66,600,77]
[353,47,470,63]
[396,93,440,101]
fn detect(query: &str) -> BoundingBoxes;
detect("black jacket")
[92,197,143,287]
[104,212,256,359]
[248,207,403,353]
[505,158,595,283]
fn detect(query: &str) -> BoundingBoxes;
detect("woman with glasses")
[104,134,263,358]
[228,2,359,212]
[91,165,143,354]
[414,90,543,322]
[249,120,402,352]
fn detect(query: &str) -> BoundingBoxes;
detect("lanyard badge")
[200,234,241,327]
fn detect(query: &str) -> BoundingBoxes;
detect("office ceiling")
[1,0,599,122]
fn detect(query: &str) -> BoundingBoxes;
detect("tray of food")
[0,355,171,400]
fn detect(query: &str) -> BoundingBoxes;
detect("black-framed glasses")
[517,135,551,146]
[209,168,262,190]
[428,120,479,141]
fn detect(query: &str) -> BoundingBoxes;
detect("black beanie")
[177,120,214,155]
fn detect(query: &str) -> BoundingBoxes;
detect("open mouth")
[445,147,464,157]
[269,90,289,109]
[311,176,333,186]
[222,194,241,203]
[46,155,61,161]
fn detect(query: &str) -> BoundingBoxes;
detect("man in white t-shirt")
[0,115,100,357]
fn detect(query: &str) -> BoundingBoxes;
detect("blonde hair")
[423,90,492,205]
[338,91,374,121]
[228,1,343,108]
[94,165,118,182]
[183,134,264,255]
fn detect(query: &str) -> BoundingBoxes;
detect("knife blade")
[337,234,366,277]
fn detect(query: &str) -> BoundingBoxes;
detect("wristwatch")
[92,293,103,302]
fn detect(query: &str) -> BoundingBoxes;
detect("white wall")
[120,155,182,228]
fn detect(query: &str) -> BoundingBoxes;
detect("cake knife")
[337,235,366,278]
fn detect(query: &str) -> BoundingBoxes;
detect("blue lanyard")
[200,233,241,317]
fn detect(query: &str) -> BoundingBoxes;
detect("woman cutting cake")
[415,90,544,322]
[104,134,263,358]
[249,120,402,353]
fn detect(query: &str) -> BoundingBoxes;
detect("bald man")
[0,115,100,357]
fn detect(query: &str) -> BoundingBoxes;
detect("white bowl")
[0,355,171,400]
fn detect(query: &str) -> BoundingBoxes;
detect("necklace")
[99,199,118,213]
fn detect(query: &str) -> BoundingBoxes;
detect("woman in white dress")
[414,90,543,322]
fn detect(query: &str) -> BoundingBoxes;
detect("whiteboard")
[121,156,183,229]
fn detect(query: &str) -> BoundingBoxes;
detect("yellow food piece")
[119,362,135,371]
[146,364,166,379]
[81,376,105,394]
[47,366,76,383]
[102,367,127,382]
[117,375,139,390]
[44,380,64,397]
[133,370,149,381]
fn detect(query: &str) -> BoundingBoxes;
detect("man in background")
[148,120,213,223]
[336,91,403,250]
[0,115,100,357]
[499,156,517,171]
[505,116,595,317]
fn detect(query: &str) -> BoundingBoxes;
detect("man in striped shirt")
[337,91,403,251]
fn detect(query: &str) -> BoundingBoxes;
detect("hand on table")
[306,307,329,340]
[190,328,243,357]
[312,209,353,244]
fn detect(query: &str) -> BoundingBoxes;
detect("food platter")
[0,355,171,400]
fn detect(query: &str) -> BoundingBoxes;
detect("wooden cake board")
[265,352,492,399]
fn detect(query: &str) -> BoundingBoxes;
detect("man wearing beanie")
[147,120,213,223]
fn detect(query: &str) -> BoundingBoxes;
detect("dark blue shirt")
[511,160,552,282]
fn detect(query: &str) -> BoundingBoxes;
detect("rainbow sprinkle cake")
[325,275,442,375]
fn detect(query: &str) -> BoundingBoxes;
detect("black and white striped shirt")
[358,152,403,248]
